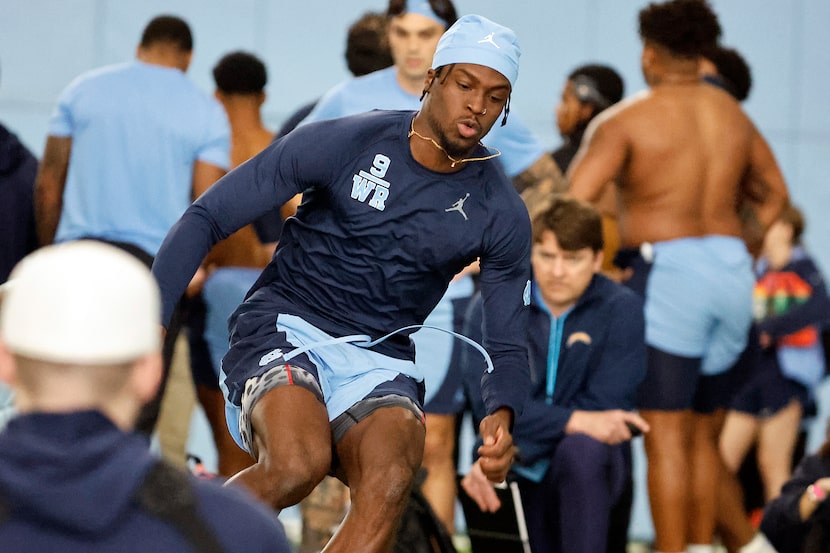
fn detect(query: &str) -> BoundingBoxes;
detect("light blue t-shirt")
[49,60,230,256]
[300,66,543,178]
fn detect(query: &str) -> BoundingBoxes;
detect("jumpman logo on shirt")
[477,32,500,49]
[445,193,470,221]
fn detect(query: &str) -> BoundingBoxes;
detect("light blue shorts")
[202,267,260,377]
[644,236,754,375]
[412,274,474,411]
[220,312,422,451]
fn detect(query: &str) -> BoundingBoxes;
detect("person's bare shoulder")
[609,89,654,117]
[586,90,652,139]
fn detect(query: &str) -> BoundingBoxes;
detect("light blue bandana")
[431,14,521,87]
[403,0,448,28]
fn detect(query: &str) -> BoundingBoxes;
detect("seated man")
[0,241,290,552]
[461,195,649,553]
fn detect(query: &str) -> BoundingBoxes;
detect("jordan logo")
[445,193,470,221]
[477,32,500,48]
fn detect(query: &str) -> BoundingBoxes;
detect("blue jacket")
[761,451,830,553]
[464,274,646,471]
[753,247,830,388]
[0,123,38,283]
[0,410,290,552]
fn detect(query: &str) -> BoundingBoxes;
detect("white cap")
[0,241,161,365]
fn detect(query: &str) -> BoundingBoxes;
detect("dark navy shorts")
[182,293,219,389]
[729,351,810,417]
[635,346,733,413]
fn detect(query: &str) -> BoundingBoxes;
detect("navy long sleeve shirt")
[152,110,532,418]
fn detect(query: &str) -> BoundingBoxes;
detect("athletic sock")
[687,545,715,553]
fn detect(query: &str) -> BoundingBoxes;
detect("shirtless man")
[186,51,285,477]
[567,2,788,552]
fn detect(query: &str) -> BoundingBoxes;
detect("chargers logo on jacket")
[566,332,592,347]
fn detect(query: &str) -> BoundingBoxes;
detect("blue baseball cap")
[431,14,521,87]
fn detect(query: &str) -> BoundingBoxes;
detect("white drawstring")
[282,324,494,373]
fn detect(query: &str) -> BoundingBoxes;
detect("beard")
[439,133,474,159]
[424,109,478,159]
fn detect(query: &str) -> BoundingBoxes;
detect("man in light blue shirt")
[301,1,563,188]
[34,15,230,435]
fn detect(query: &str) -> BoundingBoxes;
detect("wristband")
[807,482,826,502]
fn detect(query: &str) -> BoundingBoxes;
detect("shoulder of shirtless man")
[567,78,787,253]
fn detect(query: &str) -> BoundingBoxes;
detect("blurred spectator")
[33,14,230,436]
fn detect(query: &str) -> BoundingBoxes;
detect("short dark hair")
[140,15,193,52]
[703,45,752,101]
[568,64,625,111]
[386,0,458,27]
[213,51,267,94]
[345,12,394,77]
[532,195,604,253]
[639,0,721,58]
